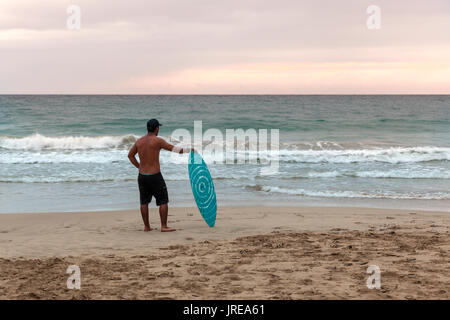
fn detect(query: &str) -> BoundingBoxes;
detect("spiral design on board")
[188,152,217,227]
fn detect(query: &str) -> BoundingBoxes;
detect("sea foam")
[245,184,450,200]
[1,134,449,165]
[0,133,138,150]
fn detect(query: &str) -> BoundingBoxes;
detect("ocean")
[0,95,449,213]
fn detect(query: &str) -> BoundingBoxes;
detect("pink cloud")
[1,0,449,93]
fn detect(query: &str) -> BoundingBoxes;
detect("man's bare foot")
[161,226,176,232]
[144,227,152,232]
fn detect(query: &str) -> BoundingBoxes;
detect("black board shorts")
[138,172,169,206]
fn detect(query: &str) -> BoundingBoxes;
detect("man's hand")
[170,145,197,154]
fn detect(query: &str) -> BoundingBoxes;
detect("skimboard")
[188,150,217,227]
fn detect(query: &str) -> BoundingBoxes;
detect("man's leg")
[140,204,151,232]
[159,204,176,232]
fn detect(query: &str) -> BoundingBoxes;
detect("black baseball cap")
[147,119,162,132]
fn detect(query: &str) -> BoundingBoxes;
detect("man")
[128,119,194,232]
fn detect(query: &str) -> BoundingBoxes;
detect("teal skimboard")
[188,151,217,227]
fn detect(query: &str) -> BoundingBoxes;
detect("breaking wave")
[289,169,450,179]
[272,147,450,164]
[1,134,449,164]
[245,184,450,200]
[0,133,138,150]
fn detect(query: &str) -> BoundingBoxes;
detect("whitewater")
[1,95,449,213]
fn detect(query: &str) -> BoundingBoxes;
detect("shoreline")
[2,198,450,215]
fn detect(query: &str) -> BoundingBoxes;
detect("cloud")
[0,0,449,93]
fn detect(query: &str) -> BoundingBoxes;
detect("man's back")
[135,135,162,174]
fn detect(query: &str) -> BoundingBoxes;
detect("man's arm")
[159,138,195,154]
[128,143,140,169]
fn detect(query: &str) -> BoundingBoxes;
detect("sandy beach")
[0,206,449,299]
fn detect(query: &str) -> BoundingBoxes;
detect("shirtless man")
[128,119,194,232]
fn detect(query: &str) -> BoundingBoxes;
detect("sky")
[0,0,449,94]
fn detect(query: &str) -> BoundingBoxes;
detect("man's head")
[147,119,162,135]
